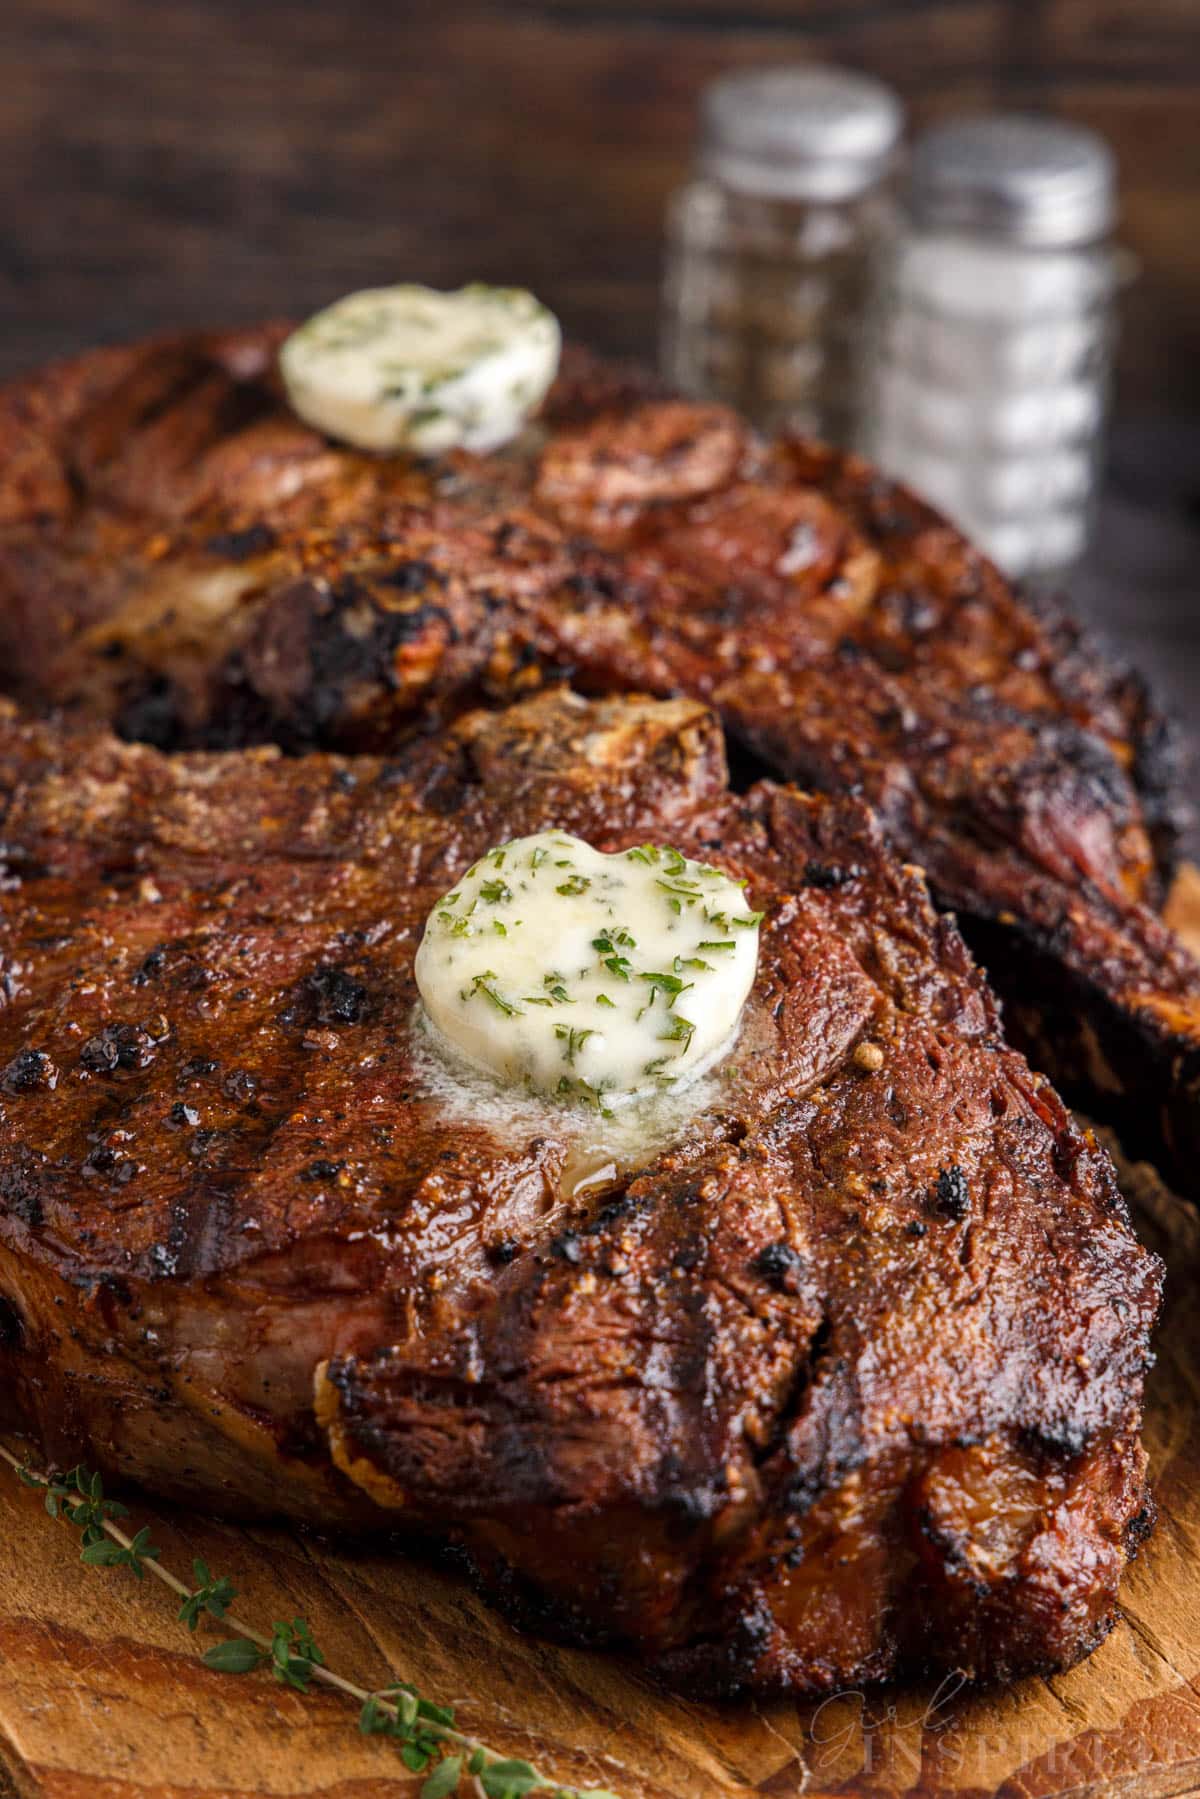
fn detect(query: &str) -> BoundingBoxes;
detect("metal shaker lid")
[906,115,1116,246]
[699,65,903,202]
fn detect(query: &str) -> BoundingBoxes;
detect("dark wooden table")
[1,0,1196,743]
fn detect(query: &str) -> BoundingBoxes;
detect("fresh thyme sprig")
[1,1443,620,1799]
[178,1557,239,1630]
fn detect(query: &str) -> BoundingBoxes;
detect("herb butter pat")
[415,833,762,1113]
[279,283,561,454]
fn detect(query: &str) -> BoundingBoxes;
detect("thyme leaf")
[659,1014,696,1052]
[638,971,691,1008]
[179,1558,239,1629]
[461,971,521,1016]
[80,1524,160,1579]
[203,1637,265,1674]
[554,1025,595,1066]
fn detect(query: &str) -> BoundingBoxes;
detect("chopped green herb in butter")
[414,830,761,1107]
[280,283,561,454]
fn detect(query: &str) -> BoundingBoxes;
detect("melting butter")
[414,831,762,1112]
[406,1006,743,1204]
[280,283,561,454]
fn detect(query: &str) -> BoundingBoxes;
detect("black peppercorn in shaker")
[661,65,903,447]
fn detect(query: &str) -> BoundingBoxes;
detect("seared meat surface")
[0,689,1161,1694]
[0,326,1196,1188]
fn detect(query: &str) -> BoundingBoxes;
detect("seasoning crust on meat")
[0,689,1161,1695]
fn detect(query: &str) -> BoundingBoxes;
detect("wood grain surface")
[0,882,1198,1799]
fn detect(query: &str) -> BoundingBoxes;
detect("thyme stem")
[1,1441,619,1797]
[0,1439,258,1628]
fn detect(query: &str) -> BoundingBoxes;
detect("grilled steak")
[0,688,1161,1694]
[0,326,1196,1191]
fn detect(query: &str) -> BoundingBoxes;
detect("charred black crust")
[115,674,186,751]
[803,860,866,890]
[79,1023,157,1075]
[281,964,370,1029]
[0,1293,24,1348]
[1016,583,1192,889]
[651,1602,778,1701]
[0,1148,47,1226]
[959,903,1200,1193]
[931,1166,971,1222]
[203,522,277,562]
[1124,1492,1157,1553]
[752,1240,807,1291]
[1,1048,57,1093]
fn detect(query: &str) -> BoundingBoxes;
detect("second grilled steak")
[0,688,1162,1695]
[0,326,1196,1190]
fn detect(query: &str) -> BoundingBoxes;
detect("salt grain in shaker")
[861,115,1123,585]
[662,65,903,445]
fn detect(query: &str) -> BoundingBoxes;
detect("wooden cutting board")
[2,881,1199,1799]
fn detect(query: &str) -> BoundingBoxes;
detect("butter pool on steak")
[0,326,1196,1192]
[0,689,1160,1695]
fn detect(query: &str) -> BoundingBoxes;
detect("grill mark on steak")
[0,687,1162,1695]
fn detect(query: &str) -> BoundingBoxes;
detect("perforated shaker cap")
[699,65,904,202]
[907,115,1116,246]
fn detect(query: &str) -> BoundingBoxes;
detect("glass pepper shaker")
[661,65,904,446]
[860,114,1125,585]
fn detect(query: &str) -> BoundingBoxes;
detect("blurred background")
[1,0,1197,726]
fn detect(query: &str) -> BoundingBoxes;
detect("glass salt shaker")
[860,115,1124,586]
[661,65,904,446]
